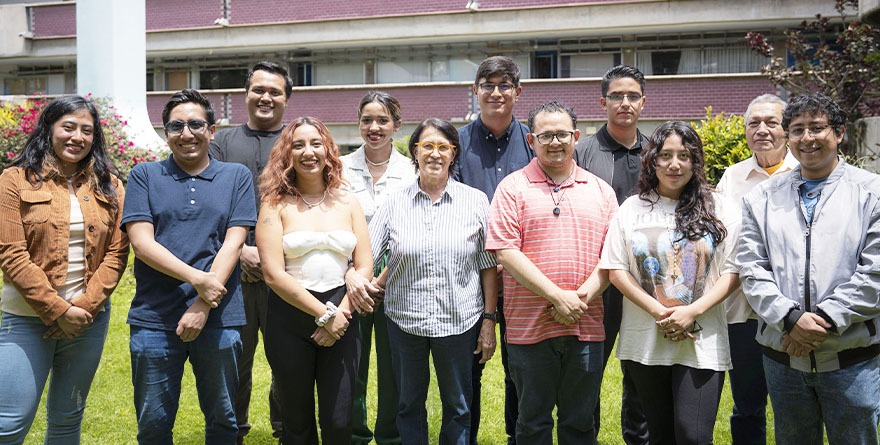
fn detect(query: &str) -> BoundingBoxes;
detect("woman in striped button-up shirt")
[369,118,498,445]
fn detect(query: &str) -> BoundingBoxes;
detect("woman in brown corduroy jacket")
[0,95,129,443]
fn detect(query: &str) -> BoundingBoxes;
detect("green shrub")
[692,107,751,186]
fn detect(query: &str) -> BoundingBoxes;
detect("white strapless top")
[282,230,357,292]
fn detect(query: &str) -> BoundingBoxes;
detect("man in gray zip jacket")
[737,93,880,445]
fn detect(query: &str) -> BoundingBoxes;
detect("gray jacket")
[738,159,880,372]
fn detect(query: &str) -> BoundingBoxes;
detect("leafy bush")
[692,107,751,186]
[0,95,158,181]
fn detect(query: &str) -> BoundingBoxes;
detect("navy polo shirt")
[121,156,257,330]
[454,116,534,200]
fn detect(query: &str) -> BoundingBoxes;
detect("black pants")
[470,296,518,445]
[622,360,724,445]
[265,286,360,445]
[597,286,650,445]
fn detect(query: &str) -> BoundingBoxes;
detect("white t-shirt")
[599,192,739,371]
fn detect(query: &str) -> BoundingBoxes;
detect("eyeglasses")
[533,131,575,145]
[415,141,456,154]
[605,94,643,103]
[788,125,832,140]
[165,119,210,135]
[478,83,516,94]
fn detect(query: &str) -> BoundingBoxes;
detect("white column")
[76,0,164,151]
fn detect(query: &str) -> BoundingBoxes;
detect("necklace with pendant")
[665,211,683,281]
[546,169,573,216]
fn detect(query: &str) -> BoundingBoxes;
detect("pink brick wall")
[32,4,76,37]
[146,0,221,30]
[147,77,775,126]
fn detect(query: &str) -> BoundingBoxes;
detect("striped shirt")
[486,159,618,345]
[369,178,497,337]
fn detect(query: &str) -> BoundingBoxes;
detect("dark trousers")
[351,303,401,445]
[470,296,518,445]
[597,286,650,445]
[265,287,360,445]
[622,360,724,445]
[727,319,768,445]
[236,278,283,441]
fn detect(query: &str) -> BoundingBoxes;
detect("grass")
[15,259,762,444]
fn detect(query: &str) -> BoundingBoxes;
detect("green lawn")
[17,259,762,444]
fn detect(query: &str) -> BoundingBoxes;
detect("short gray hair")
[744,94,787,125]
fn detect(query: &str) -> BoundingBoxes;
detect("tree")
[746,0,880,150]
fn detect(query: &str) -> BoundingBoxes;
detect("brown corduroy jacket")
[0,166,130,325]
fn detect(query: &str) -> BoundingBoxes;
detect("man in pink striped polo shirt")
[486,101,618,445]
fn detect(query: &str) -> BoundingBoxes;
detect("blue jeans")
[764,354,880,445]
[387,319,479,445]
[728,320,768,445]
[507,337,603,445]
[130,325,242,445]
[0,309,110,445]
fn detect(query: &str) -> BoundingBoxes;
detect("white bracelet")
[315,301,338,327]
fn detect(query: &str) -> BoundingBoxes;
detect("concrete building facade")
[0,0,837,146]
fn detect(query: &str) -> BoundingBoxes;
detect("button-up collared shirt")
[369,178,496,337]
[454,116,534,201]
[717,151,799,323]
[341,146,416,224]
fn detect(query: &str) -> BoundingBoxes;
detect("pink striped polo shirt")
[486,158,618,345]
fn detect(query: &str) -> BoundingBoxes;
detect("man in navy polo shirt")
[122,89,257,444]
[454,55,534,445]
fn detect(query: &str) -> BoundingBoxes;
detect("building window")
[199,68,248,90]
[4,77,47,95]
[315,62,364,85]
[294,62,312,86]
[533,51,557,79]
[560,53,621,78]
[166,70,189,90]
[636,46,766,75]
[377,60,430,84]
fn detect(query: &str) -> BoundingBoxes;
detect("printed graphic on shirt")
[632,227,715,307]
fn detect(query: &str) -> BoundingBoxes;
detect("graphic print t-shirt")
[599,192,738,371]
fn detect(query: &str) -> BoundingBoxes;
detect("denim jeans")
[764,354,880,445]
[728,319,768,445]
[130,325,242,445]
[387,319,479,445]
[0,309,109,445]
[507,337,603,445]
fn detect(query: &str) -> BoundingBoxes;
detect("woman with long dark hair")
[0,95,129,442]
[257,116,372,444]
[599,121,740,444]
[341,91,415,444]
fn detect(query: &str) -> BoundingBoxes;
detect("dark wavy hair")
[260,116,345,207]
[601,65,646,97]
[9,95,118,202]
[474,56,521,87]
[408,118,461,173]
[637,121,726,245]
[782,92,847,137]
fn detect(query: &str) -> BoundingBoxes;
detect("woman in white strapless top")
[256,116,373,445]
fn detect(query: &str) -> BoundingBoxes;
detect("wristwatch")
[481,312,497,322]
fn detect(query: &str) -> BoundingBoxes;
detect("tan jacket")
[0,166,129,324]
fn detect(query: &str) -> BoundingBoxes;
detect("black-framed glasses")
[533,131,575,145]
[787,125,832,140]
[605,94,643,103]
[478,83,516,93]
[164,119,210,135]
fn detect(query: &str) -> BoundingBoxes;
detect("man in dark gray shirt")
[573,65,650,445]
[209,61,292,445]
